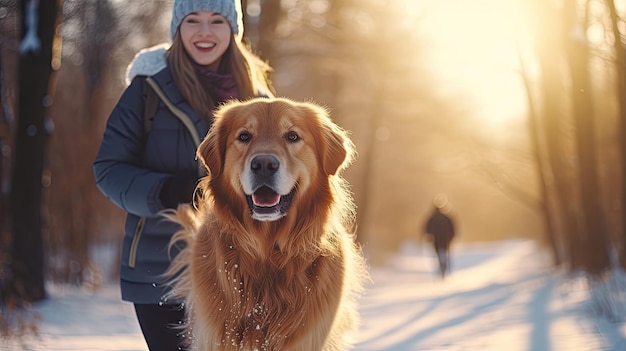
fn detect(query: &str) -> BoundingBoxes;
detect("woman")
[93,0,274,349]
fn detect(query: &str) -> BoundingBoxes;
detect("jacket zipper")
[128,217,146,268]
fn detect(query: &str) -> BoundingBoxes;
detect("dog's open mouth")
[246,186,295,221]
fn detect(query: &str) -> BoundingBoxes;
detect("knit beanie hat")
[170,0,243,41]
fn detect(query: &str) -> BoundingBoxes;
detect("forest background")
[2,0,626,333]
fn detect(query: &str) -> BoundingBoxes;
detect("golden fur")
[165,97,367,350]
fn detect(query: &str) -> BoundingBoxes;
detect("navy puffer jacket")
[93,45,209,304]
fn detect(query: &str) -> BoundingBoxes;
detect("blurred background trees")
[526,0,623,275]
[2,0,626,324]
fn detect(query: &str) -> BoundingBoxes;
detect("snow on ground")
[3,239,626,351]
[357,240,626,351]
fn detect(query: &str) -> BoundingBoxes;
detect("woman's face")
[179,11,232,70]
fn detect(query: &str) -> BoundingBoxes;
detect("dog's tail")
[160,203,202,304]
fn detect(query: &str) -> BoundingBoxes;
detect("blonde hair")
[166,33,275,120]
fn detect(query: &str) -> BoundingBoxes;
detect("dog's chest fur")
[190,222,344,350]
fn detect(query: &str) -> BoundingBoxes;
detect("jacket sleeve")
[93,76,169,218]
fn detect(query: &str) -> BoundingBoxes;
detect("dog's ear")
[197,112,228,178]
[319,113,356,176]
[197,134,220,177]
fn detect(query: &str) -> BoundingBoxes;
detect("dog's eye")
[238,132,252,143]
[285,131,300,143]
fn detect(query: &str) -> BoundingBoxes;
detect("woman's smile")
[180,11,231,70]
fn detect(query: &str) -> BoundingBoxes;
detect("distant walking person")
[424,193,456,278]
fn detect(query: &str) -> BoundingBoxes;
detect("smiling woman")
[179,11,231,69]
[406,0,532,131]
[92,0,277,349]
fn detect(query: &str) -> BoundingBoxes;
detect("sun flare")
[403,0,532,130]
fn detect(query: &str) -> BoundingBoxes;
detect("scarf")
[193,63,239,104]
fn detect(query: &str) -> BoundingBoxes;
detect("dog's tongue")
[252,187,281,207]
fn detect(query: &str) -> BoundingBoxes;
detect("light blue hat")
[170,0,243,40]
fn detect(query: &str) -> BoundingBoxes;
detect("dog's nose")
[251,155,280,177]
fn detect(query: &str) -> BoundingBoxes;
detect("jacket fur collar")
[125,43,169,85]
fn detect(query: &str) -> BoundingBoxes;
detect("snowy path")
[3,284,146,351]
[356,240,626,351]
[3,240,626,351]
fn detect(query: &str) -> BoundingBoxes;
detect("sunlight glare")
[405,0,532,132]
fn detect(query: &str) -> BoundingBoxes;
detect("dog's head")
[197,98,354,222]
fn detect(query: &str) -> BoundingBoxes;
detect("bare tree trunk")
[605,0,626,268]
[0,42,14,259]
[255,0,281,65]
[532,0,585,271]
[519,49,562,266]
[11,0,60,302]
[564,2,611,275]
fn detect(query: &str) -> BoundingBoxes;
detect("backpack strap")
[142,76,159,138]
[144,77,206,177]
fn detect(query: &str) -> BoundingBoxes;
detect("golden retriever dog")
[165,97,367,350]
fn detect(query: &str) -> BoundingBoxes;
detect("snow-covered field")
[4,239,626,351]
